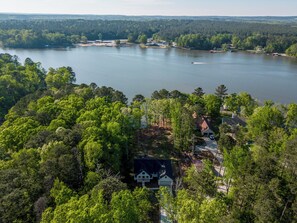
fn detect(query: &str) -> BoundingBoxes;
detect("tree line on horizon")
[0,19,297,56]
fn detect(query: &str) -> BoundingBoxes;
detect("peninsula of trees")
[0,53,297,222]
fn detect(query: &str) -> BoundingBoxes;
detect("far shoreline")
[0,43,296,60]
[75,42,295,59]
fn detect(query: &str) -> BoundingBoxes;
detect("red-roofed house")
[197,116,214,136]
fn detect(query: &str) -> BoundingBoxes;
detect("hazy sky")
[0,0,296,16]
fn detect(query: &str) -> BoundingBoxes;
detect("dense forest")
[0,19,297,56]
[0,53,297,222]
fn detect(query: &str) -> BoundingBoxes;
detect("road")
[203,137,228,193]
[160,208,171,223]
[196,137,223,164]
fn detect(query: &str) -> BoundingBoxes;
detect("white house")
[134,158,173,189]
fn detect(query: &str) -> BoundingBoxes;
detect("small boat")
[192,62,207,65]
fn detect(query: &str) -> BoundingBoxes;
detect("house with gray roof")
[222,114,247,132]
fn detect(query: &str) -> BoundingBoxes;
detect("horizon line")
[0,12,297,17]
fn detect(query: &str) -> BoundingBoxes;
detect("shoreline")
[75,43,294,58]
[76,42,171,49]
[0,44,295,60]
[74,43,297,59]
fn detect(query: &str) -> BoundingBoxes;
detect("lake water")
[1,46,297,104]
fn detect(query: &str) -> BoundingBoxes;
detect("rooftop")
[197,116,214,131]
[134,158,173,179]
[222,115,246,127]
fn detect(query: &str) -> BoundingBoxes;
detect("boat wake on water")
[191,61,208,65]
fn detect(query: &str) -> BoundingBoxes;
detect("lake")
[1,46,297,104]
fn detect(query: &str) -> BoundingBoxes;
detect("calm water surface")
[1,46,297,103]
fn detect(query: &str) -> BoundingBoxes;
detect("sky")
[0,0,296,16]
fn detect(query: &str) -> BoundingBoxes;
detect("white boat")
[192,62,207,65]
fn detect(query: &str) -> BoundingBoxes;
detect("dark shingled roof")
[134,158,173,179]
[222,115,247,127]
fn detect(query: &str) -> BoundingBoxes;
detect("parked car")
[209,135,215,140]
